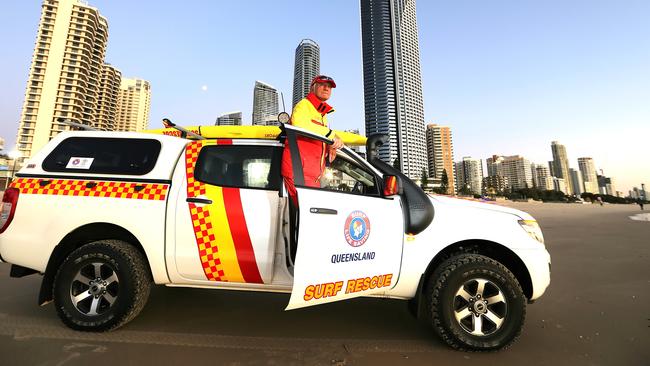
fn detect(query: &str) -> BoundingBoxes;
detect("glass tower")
[291,39,320,109]
[360,0,427,179]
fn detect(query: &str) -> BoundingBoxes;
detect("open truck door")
[283,125,405,310]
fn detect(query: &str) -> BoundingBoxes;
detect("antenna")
[280,92,286,113]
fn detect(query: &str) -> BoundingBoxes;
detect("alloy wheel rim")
[69,262,119,316]
[453,278,507,336]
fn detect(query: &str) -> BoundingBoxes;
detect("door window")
[194,145,282,190]
[320,154,379,196]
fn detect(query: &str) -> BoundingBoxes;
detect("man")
[281,75,344,199]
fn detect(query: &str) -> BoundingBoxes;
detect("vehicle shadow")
[133,285,437,343]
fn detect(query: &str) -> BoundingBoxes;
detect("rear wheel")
[428,254,526,351]
[53,240,151,331]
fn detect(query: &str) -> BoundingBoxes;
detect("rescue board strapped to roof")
[144,125,367,146]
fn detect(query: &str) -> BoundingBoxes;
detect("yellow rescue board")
[144,125,367,146]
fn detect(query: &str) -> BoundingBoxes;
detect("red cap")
[311,75,336,88]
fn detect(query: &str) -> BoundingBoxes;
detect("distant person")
[596,196,603,206]
[637,199,644,210]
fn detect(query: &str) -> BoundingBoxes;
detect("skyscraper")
[578,157,599,194]
[361,0,427,179]
[499,156,533,191]
[426,124,455,194]
[551,141,573,195]
[487,155,505,177]
[534,164,554,191]
[292,39,320,108]
[570,168,584,196]
[455,157,483,195]
[215,111,242,126]
[252,81,279,126]
[96,64,122,131]
[16,0,110,160]
[115,78,151,132]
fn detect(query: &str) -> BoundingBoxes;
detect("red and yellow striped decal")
[185,140,263,283]
[10,178,168,200]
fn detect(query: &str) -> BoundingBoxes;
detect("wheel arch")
[412,239,533,320]
[39,222,150,306]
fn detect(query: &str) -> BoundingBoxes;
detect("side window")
[320,155,379,196]
[194,145,282,190]
[42,137,161,175]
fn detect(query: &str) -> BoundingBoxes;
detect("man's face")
[313,82,332,101]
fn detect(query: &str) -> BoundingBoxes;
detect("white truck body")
[0,127,551,350]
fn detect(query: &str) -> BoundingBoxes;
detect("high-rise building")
[578,157,599,194]
[291,39,320,108]
[499,155,533,191]
[570,168,584,196]
[487,155,505,177]
[96,64,121,131]
[553,177,567,194]
[425,124,455,194]
[534,164,554,191]
[548,161,555,178]
[530,163,539,188]
[115,78,151,132]
[597,175,616,196]
[252,81,279,126]
[483,175,509,195]
[551,141,573,195]
[15,0,110,161]
[455,157,483,195]
[361,0,427,179]
[215,111,242,126]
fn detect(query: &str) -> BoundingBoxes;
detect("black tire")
[53,240,151,331]
[428,254,526,351]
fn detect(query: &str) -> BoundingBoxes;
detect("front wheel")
[53,240,151,331]
[428,254,526,351]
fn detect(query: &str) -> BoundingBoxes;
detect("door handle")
[187,197,212,204]
[309,207,337,215]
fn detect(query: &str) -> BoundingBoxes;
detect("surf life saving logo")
[344,211,371,247]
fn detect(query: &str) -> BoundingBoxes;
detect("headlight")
[518,220,545,244]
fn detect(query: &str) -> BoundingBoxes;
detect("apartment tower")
[252,81,279,126]
[361,0,427,179]
[534,164,554,191]
[492,155,533,191]
[551,141,574,195]
[455,157,483,195]
[569,169,584,196]
[292,39,320,108]
[115,78,151,132]
[426,124,455,194]
[215,111,242,126]
[96,64,121,131]
[578,157,599,194]
[16,0,110,161]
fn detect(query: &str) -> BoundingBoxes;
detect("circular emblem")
[72,159,80,166]
[344,211,371,247]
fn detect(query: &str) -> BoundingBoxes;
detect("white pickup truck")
[0,124,550,351]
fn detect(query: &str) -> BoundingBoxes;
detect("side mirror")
[278,112,290,124]
[383,175,400,196]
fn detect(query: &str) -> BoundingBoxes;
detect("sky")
[0,0,648,193]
